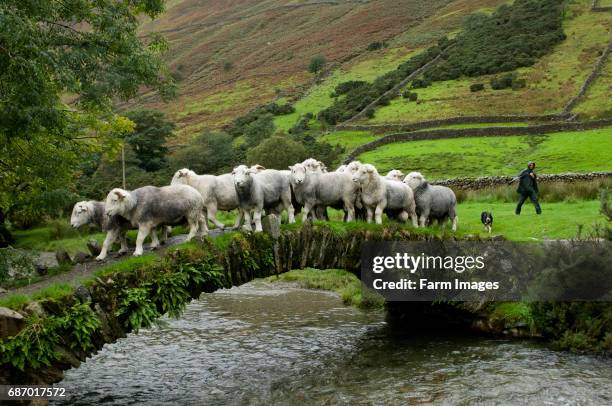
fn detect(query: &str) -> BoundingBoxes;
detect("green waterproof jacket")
[517,168,538,194]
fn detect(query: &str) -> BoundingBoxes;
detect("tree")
[247,136,308,169]
[308,55,327,74]
[125,110,175,172]
[171,132,236,175]
[0,0,175,226]
[244,114,275,147]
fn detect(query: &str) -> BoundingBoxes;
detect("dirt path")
[0,228,230,299]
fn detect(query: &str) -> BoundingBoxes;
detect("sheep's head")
[353,163,377,184]
[289,163,307,184]
[404,171,426,190]
[70,201,95,228]
[249,164,266,173]
[232,165,254,188]
[171,168,195,185]
[104,188,132,217]
[386,169,404,182]
[302,158,323,173]
[346,161,362,176]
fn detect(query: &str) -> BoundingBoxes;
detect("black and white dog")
[481,211,493,233]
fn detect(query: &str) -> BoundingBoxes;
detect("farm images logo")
[360,241,612,302]
[371,252,495,291]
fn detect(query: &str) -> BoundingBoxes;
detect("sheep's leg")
[302,203,312,223]
[234,209,244,229]
[150,229,160,249]
[198,213,209,236]
[374,205,384,225]
[345,204,355,222]
[186,215,199,241]
[418,213,428,227]
[253,209,263,232]
[282,190,295,224]
[451,215,458,232]
[242,209,253,232]
[96,228,118,261]
[118,232,129,254]
[366,207,374,223]
[207,202,225,229]
[134,224,152,256]
[161,226,171,243]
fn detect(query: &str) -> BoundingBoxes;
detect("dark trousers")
[516,191,541,214]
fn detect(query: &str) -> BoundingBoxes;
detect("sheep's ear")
[288,166,293,170]
[366,166,374,173]
[253,164,265,171]
[114,190,126,200]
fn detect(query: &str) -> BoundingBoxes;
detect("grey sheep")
[404,171,458,231]
[288,163,360,222]
[71,200,132,261]
[104,185,207,256]
[232,165,295,232]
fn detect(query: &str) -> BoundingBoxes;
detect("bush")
[511,78,527,90]
[490,73,516,90]
[332,80,368,96]
[367,41,386,51]
[426,0,565,81]
[170,131,236,175]
[402,91,418,101]
[410,78,431,89]
[377,95,391,106]
[470,83,485,92]
[246,136,308,169]
[364,108,375,118]
[308,55,326,74]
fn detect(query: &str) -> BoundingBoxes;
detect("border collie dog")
[481,211,493,233]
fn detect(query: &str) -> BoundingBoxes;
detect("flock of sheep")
[70,158,457,260]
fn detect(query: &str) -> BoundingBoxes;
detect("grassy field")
[356,127,612,178]
[573,51,611,120]
[274,48,420,132]
[12,227,106,256]
[365,0,611,124]
[319,130,382,151]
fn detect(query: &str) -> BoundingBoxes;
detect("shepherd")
[514,161,542,215]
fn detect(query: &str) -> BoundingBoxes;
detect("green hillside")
[354,127,612,179]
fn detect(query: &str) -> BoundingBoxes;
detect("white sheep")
[352,164,418,226]
[289,163,360,222]
[385,169,405,182]
[104,185,207,256]
[232,165,295,232]
[171,168,245,229]
[404,171,458,231]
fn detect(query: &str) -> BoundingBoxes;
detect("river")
[54,281,611,405]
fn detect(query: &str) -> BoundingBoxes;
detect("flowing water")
[55,281,611,405]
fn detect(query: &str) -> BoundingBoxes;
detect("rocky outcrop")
[0,307,25,339]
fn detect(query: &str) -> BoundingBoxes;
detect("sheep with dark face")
[404,171,458,231]
[71,200,131,261]
[352,164,417,226]
[171,168,245,229]
[104,185,207,256]
[288,163,359,223]
[232,165,295,232]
